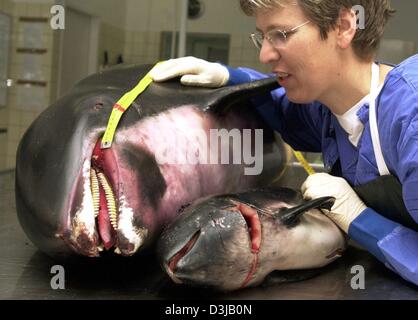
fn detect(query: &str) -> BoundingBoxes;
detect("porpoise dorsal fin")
[275,196,335,228]
[204,77,280,116]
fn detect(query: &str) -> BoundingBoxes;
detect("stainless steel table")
[1,169,417,300]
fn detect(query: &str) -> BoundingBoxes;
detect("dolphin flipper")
[276,196,335,228]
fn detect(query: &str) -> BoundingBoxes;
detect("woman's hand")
[149,56,229,88]
[301,173,367,233]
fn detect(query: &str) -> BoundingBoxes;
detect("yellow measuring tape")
[292,150,316,175]
[101,62,163,149]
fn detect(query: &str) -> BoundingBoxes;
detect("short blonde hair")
[240,0,395,61]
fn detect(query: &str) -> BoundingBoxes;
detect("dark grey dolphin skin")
[15,64,288,259]
[157,188,347,291]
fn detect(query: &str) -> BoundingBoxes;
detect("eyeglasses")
[250,21,310,50]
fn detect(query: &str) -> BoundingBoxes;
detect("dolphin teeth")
[89,169,100,218]
[97,171,118,230]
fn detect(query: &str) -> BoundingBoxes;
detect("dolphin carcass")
[157,188,347,291]
[15,64,288,258]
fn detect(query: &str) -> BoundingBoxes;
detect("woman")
[150,0,418,285]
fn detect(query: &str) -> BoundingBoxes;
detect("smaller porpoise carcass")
[157,188,347,291]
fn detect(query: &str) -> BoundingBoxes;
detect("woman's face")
[255,4,342,104]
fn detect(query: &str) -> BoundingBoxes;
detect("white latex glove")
[301,173,367,233]
[149,56,229,88]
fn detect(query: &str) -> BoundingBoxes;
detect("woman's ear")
[336,8,357,49]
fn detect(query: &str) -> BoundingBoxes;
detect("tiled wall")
[49,17,61,105]
[0,107,8,170]
[0,0,12,16]
[122,31,266,69]
[3,1,55,170]
[0,0,13,170]
[123,30,160,65]
[98,23,126,67]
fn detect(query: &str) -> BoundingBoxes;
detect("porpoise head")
[157,188,347,291]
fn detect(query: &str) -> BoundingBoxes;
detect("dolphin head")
[157,188,347,291]
[15,65,159,258]
[157,196,255,290]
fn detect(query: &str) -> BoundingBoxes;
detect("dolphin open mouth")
[65,138,148,257]
[166,230,201,283]
[168,230,201,271]
[90,142,119,251]
[231,201,262,254]
[230,200,261,288]
[165,201,263,287]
